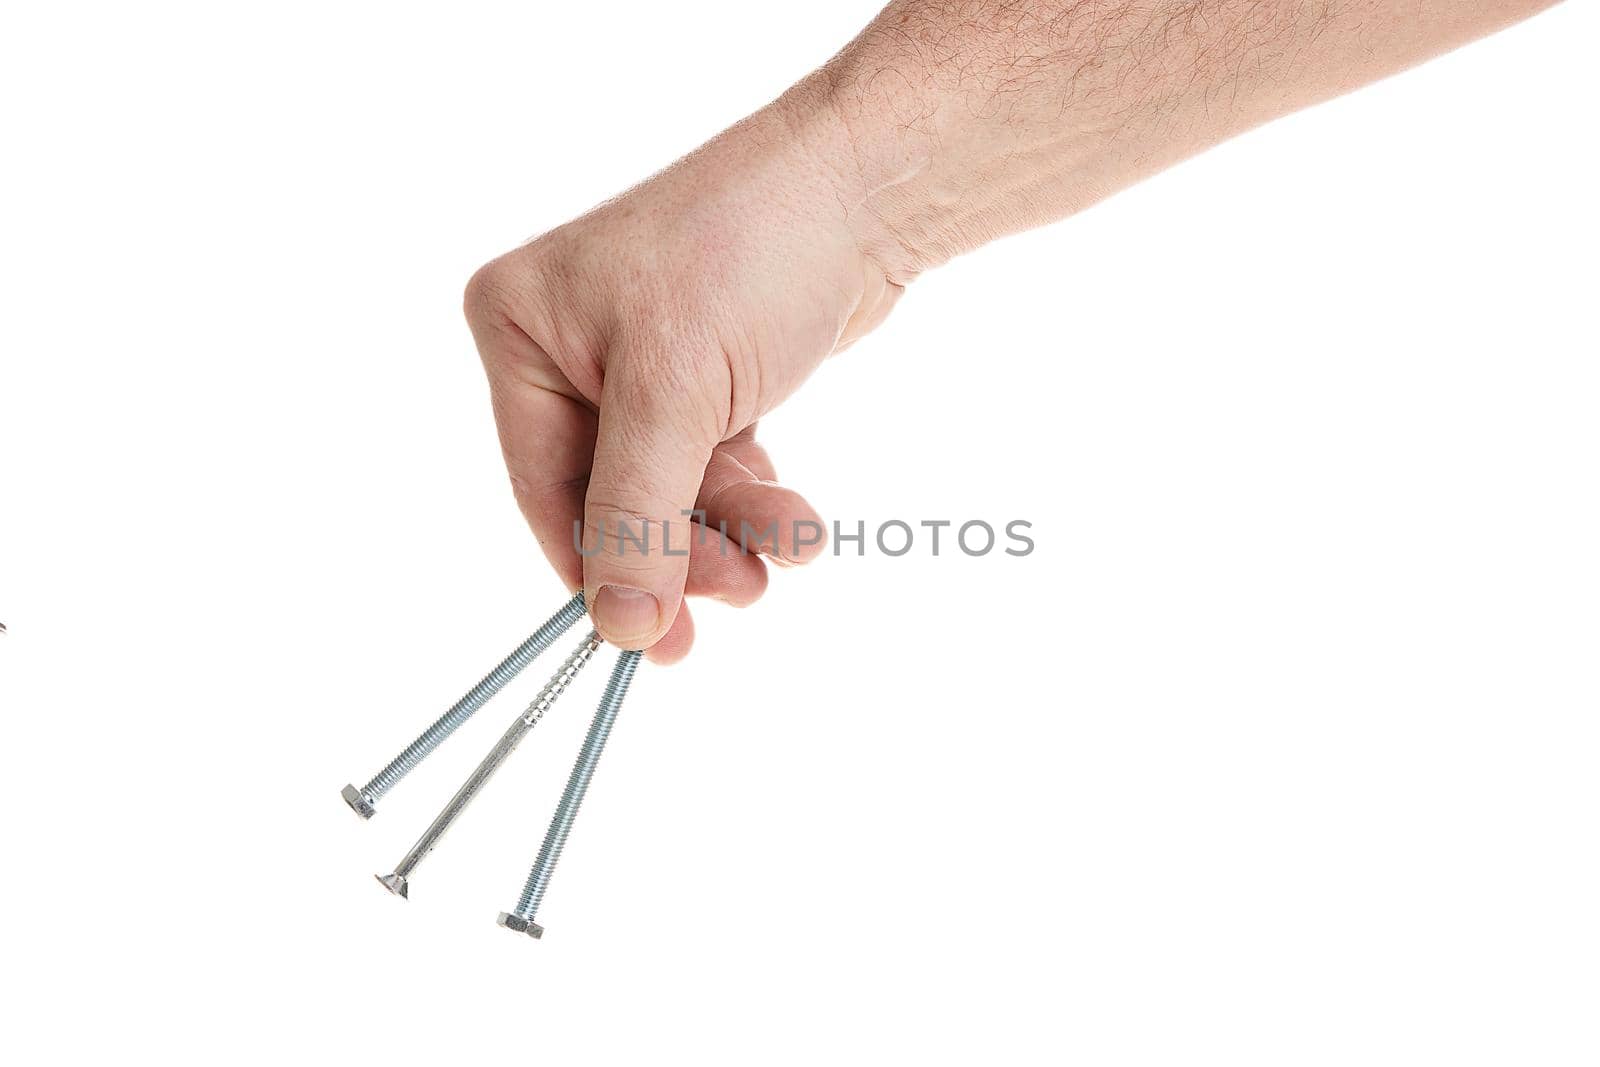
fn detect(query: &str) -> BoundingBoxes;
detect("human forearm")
[785,0,1561,280]
[468,0,1560,656]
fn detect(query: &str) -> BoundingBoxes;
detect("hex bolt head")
[497,650,642,940]
[342,592,588,818]
[341,784,376,819]
[375,872,409,898]
[497,912,544,939]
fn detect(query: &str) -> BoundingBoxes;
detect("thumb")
[581,355,720,650]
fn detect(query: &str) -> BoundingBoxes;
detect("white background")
[1,2,1595,1063]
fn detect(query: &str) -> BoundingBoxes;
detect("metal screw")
[342,591,586,818]
[376,630,603,898]
[498,649,642,939]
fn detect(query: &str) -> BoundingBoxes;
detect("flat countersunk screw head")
[369,631,603,901]
[375,873,409,898]
[497,912,544,938]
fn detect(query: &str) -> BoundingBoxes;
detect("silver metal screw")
[498,649,642,939]
[342,591,586,818]
[376,630,603,898]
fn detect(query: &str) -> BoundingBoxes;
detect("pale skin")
[465,0,1561,662]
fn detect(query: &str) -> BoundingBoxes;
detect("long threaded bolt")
[498,649,642,939]
[376,630,603,898]
[342,591,586,818]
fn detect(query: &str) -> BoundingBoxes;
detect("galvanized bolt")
[498,649,642,939]
[376,630,602,898]
[342,591,586,818]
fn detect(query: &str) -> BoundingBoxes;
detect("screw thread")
[362,592,586,802]
[520,632,600,729]
[513,649,642,920]
[385,630,603,884]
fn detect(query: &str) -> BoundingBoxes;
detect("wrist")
[754,78,928,287]
[780,8,1136,281]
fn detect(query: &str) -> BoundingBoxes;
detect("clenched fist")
[465,91,903,661]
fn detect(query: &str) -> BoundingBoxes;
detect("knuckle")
[583,495,668,534]
[508,471,587,516]
[580,497,697,575]
[463,257,515,324]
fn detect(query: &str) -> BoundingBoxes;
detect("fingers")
[490,371,767,649]
[718,425,779,481]
[697,446,828,566]
[648,518,774,663]
[490,376,595,591]
[646,601,694,665]
[581,356,721,649]
[486,352,802,656]
[683,519,769,606]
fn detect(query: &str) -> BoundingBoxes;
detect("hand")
[464,92,903,661]
[468,0,1558,662]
